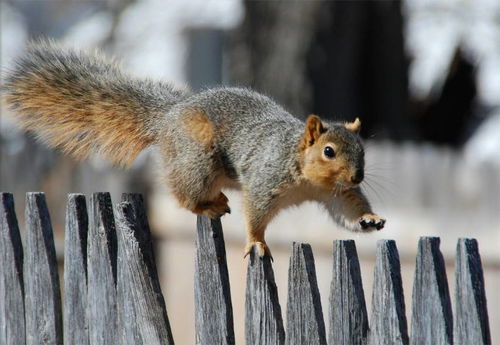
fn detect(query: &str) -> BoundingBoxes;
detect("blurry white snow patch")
[0,3,27,69]
[403,0,500,105]
[0,2,28,154]
[465,110,500,166]
[63,11,114,48]
[476,58,500,106]
[110,0,242,81]
[403,0,460,100]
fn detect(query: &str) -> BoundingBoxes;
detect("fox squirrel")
[2,40,385,257]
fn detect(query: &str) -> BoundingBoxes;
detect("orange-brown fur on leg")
[182,108,215,151]
[192,192,231,218]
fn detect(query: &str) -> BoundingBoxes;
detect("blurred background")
[1,0,499,343]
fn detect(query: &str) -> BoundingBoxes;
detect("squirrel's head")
[299,115,364,190]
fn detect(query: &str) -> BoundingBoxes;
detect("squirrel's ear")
[345,117,361,133]
[303,114,326,146]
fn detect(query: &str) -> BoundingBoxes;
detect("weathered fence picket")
[369,240,409,345]
[285,242,326,345]
[411,237,453,345]
[0,192,493,345]
[0,193,25,345]
[63,194,89,345]
[329,240,369,345]
[115,195,174,345]
[194,215,235,345]
[24,192,63,345]
[245,246,285,345]
[88,192,118,345]
[454,238,491,345]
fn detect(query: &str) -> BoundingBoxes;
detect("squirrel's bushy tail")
[2,40,189,167]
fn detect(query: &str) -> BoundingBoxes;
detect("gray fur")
[2,41,385,254]
[158,87,304,212]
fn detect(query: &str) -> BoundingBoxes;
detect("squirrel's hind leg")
[159,137,230,218]
[167,172,230,219]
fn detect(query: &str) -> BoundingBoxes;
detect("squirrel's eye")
[324,146,335,158]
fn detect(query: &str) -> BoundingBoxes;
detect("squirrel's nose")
[351,170,364,184]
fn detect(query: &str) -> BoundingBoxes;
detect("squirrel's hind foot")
[193,192,231,218]
[243,241,273,261]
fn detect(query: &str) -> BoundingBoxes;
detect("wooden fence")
[0,192,491,345]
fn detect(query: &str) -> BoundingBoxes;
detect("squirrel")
[2,40,385,257]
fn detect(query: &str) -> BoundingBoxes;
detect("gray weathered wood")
[245,246,285,345]
[369,239,408,345]
[0,192,25,345]
[454,238,491,345]
[410,237,453,345]
[329,240,368,345]
[64,194,89,345]
[194,215,235,345]
[24,192,63,345]
[88,192,118,345]
[116,195,174,345]
[286,242,326,345]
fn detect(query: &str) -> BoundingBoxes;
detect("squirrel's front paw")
[359,214,386,231]
[244,241,273,260]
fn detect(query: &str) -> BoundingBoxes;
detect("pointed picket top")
[0,192,25,345]
[116,198,174,345]
[195,215,235,345]
[369,239,408,345]
[24,192,63,345]
[329,240,368,345]
[88,192,118,345]
[64,194,89,345]
[410,237,453,345]
[245,246,285,345]
[121,193,161,284]
[286,242,326,345]
[454,238,491,345]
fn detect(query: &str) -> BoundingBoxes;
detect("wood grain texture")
[329,240,368,345]
[369,240,408,345]
[0,192,25,345]
[454,238,491,345]
[24,192,63,345]
[116,195,174,345]
[245,246,285,345]
[64,194,89,345]
[286,242,326,345]
[194,215,235,345]
[410,237,453,345]
[88,192,118,345]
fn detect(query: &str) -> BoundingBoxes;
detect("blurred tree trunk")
[229,0,321,117]
[308,1,411,139]
[229,0,412,140]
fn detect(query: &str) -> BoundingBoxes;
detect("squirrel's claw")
[359,214,386,231]
[244,241,273,261]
